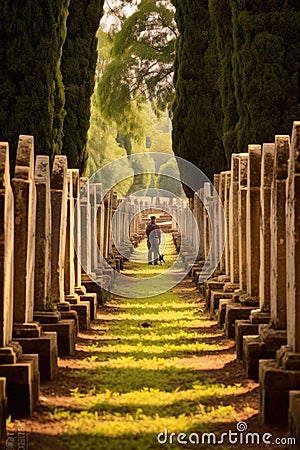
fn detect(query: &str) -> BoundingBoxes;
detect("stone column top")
[290,121,300,173]
[261,144,275,187]
[225,171,231,189]
[51,155,67,190]
[35,155,50,185]
[214,174,220,192]
[238,153,248,186]
[69,169,80,197]
[231,154,240,182]
[0,143,10,188]
[248,145,262,187]
[14,135,34,181]
[79,177,89,202]
[274,136,290,180]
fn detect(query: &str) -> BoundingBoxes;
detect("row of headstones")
[0,135,137,442]
[187,121,300,436]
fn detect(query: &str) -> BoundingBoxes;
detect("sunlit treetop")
[97,0,176,137]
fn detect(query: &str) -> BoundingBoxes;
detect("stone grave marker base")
[0,354,39,419]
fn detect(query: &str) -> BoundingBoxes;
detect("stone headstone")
[246,145,261,297]
[270,136,289,329]
[238,153,248,292]
[64,170,75,295]
[219,173,226,272]
[259,143,274,310]
[50,155,68,302]
[286,122,300,353]
[224,171,231,276]
[229,155,239,283]
[0,143,14,346]
[34,156,51,311]
[79,177,91,274]
[70,169,81,288]
[193,190,204,260]
[12,136,36,323]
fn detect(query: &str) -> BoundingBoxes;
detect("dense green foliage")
[230,0,300,152]
[172,0,300,188]
[0,0,69,163]
[171,0,226,188]
[209,0,238,162]
[61,0,104,172]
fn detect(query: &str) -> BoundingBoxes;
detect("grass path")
[10,235,289,449]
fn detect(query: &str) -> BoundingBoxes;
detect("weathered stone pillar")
[246,145,261,297]
[193,190,205,261]
[213,174,222,271]
[64,170,75,296]
[229,155,239,283]
[203,183,211,265]
[50,156,68,303]
[224,171,231,277]
[258,144,274,312]
[34,156,51,311]
[285,122,300,357]
[12,136,36,323]
[0,143,14,347]
[71,169,82,290]
[89,184,98,274]
[270,136,289,329]
[238,154,248,292]
[80,177,91,275]
[219,173,226,273]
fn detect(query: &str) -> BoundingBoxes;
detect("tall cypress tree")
[171,0,226,189]
[230,0,300,151]
[0,0,69,164]
[209,0,239,164]
[61,0,104,172]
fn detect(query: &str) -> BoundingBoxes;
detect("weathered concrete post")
[270,136,290,330]
[219,173,226,273]
[0,143,14,350]
[193,190,205,262]
[229,155,240,285]
[50,156,68,303]
[80,177,91,276]
[250,143,274,322]
[12,136,36,324]
[246,145,261,298]
[238,154,248,292]
[224,171,231,277]
[34,156,52,312]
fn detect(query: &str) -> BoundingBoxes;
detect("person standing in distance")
[146,215,161,265]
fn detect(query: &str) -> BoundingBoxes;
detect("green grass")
[27,234,251,450]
